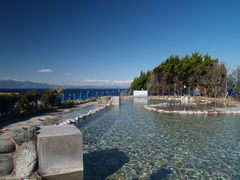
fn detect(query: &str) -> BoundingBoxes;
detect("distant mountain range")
[0,80,128,89]
[0,80,58,89]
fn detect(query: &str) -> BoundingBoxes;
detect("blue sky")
[0,0,240,86]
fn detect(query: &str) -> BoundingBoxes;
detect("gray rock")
[13,126,37,145]
[15,140,37,178]
[0,139,15,153]
[0,154,14,176]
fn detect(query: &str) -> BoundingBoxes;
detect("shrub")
[0,94,19,117]
[41,89,63,108]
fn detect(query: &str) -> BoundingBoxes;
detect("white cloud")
[0,77,20,81]
[38,69,53,73]
[64,73,72,76]
[113,80,133,84]
[0,77,10,80]
[79,79,133,85]
[84,80,111,83]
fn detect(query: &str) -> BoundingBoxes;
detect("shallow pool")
[76,99,240,180]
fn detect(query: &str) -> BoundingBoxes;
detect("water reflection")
[133,98,148,104]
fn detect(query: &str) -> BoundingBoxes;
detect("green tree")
[148,73,160,95]
[129,52,228,97]
[129,71,151,91]
[231,65,240,98]
[41,89,63,108]
[0,94,19,117]
[26,90,41,106]
[236,85,240,95]
[17,90,41,114]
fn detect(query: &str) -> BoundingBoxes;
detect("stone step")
[37,125,83,180]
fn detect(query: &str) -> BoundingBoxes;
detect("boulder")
[0,139,15,153]
[15,140,37,178]
[13,126,37,145]
[0,154,14,176]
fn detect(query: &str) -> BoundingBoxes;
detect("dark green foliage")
[0,94,19,117]
[59,101,75,108]
[41,89,63,108]
[0,89,97,121]
[129,52,227,97]
[129,71,151,91]
[0,89,64,118]
[17,90,41,114]
[236,85,240,94]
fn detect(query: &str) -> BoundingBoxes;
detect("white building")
[133,90,148,97]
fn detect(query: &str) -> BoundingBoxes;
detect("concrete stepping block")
[111,96,121,106]
[37,125,83,180]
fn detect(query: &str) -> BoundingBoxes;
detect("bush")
[0,94,19,117]
[41,89,63,108]
[16,90,41,114]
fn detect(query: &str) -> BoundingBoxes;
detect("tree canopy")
[129,52,227,97]
[129,71,151,92]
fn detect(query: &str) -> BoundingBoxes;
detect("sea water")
[0,88,127,101]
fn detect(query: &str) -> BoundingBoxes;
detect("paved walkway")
[0,101,98,136]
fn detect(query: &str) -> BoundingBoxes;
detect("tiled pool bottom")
[76,99,240,180]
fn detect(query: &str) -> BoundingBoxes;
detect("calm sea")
[0,88,127,101]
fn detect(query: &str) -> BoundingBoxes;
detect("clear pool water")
[61,103,99,121]
[76,99,240,180]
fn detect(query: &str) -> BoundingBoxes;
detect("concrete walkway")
[0,101,98,136]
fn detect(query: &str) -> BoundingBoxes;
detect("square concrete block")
[37,125,83,180]
[111,96,121,106]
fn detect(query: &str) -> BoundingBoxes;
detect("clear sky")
[0,0,240,86]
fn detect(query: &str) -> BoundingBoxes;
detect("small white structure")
[111,96,121,106]
[133,90,148,97]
